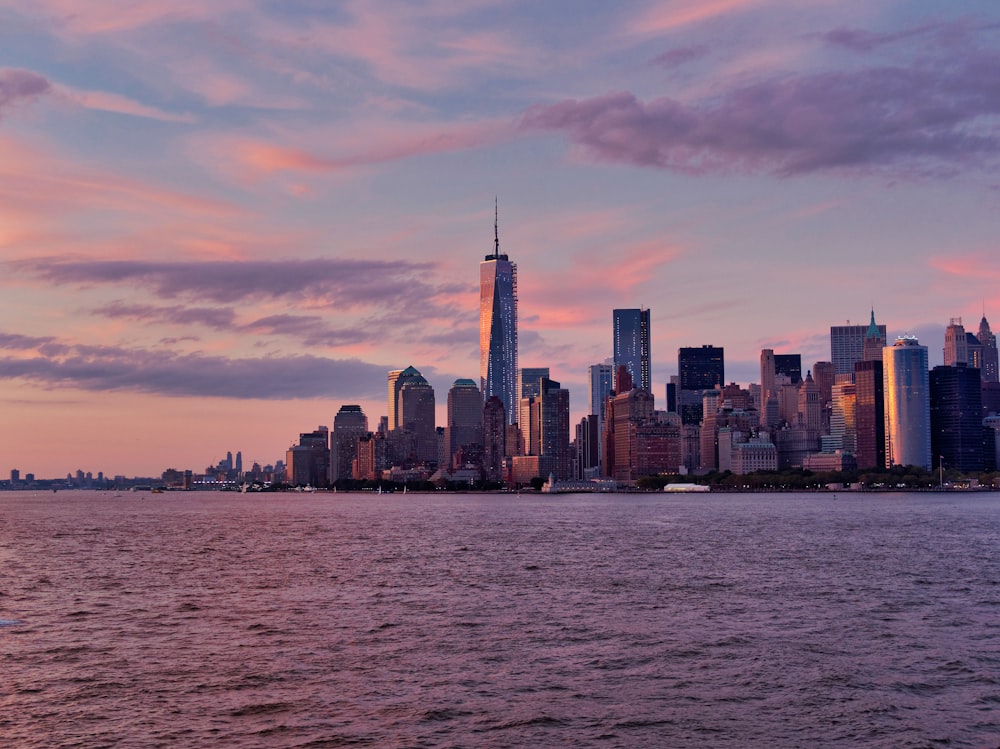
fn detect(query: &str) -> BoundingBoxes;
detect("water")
[1,490,998,748]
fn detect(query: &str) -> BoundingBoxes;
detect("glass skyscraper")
[883,336,931,469]
[613,308,651,393]
[480,207,518,424]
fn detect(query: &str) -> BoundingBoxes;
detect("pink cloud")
[629,0,765,34]
[61,87,197,123]
[199,117,514,182]
[929,253,1000,280]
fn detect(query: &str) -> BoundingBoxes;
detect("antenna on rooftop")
[494,196,500,258]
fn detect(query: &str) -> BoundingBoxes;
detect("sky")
[2,0,1000,478]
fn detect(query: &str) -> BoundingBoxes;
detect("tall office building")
[483,395,507,482]
[862,309,887,363]
[831,313,887,375]
[979,315,999,383]
[518,367,550,400]
[445,379,483,470]
[589,361,614,419]
[332,404,368,482]
[854,359,885,469]
[387,368,408,430]
[930,364,984,471]
[883,336,931,470]
[774,354,802,384]
[613,308,651,393]
[480,204,518,425]
[678,345,724,390]
[393,366,437,464]
[537,377,571,480]
[760,349,777,428]
[677,345,724,425]
[943,318,969,367]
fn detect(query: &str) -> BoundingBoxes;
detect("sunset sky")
[2,1,999,478]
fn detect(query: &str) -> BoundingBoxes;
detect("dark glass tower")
[613,308,651,393]
[678,345,724,391]
[930,364,984,471]
[480,203,518,424]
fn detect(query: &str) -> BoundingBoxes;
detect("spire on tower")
[494,197,500,258]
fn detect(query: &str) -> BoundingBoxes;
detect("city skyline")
[2,2,1000,476]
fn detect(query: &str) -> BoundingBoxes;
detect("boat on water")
[662,483,710,493]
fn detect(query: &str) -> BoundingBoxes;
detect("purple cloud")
[0,339,391,399]
[0,69,51,117]
[650,45,708,69]
[13,258,468,313]
[95,301,237,329]
[521,49,1000,176]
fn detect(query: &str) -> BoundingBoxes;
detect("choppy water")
[1,490,998,748]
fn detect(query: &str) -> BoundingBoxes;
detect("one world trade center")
[480,203,518,424]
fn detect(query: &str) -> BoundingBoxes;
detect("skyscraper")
[862,308,887,363]
[332,405,368,482]
[392,366,437,464]
[613,308,651,393]
[588,361,613,419]
[445,379,483,470]
[943,318,968,367]
[883,336,931,470]
[518,367,550,400]
[678,345,724,391]
[774,354,802,384]
[854,359,885,469]
[831,314,887,375]
[480,203,518,425]
[930,364,984,471]
[979,314,999,383]
[482,395,507,482]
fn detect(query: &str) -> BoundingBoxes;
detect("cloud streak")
[0,333,390,399]
[13,257,465,311]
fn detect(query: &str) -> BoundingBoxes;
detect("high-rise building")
[613,308,651,392]
[862,309,887,363]
[760,349,777,428]
[445,379,483,470]
[774,354,802,385]
[978,314,998,383]
[332,405,368,483]
[677,345,723,425]
[480,204,518,425]
[678,345,724,391]
[831,315,887,375]
[588,361,614,419]
[829,380,857,454]
[483,395,507,482]
[854,359,885,469]
[537,377,571,480]
[943,318,969,367]
[393,366,437,464]
[930,364,984,472]
[883,336,931,470]
[797,371,821,434]
[518,367,550,400]
[286,428,330,487]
